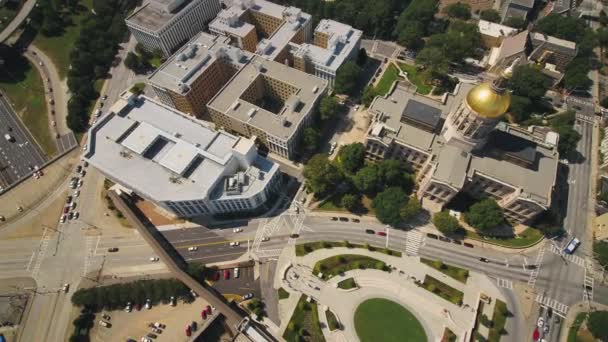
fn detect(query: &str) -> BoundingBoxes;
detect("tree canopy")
[593,240,608,271]
[393,0,438,50]
[508,65,551,100]
[433,211,461,234]
[303,154,342,195]
[504,17,526,30]
[319,96,341,121]
[480,9,501,23]
[587,311,608,341]
[353,164,381,194]
[443,2,471,20]
[341,193,360,212]
[549,111,581,156]
[302,127,321,154]
[400,196,421,221]
[417,20,481,71]
[337,143,366,174]
[334,62,361,95]
[465,198,504,232]
[373,187,408,226]
[535,14,589,43]
[563,56,593,91]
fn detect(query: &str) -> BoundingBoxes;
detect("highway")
[0,94,47,187]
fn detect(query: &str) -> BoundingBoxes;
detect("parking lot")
[89,298,214,342]
[209,265,260,301]
[0,94,47,188]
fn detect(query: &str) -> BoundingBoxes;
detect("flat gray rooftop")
[148,32,252,93]
[126,0,193,31]
[84,95,278,202]
[207,55,328,140]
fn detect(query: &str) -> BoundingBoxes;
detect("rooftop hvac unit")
[178,53,187,61]
[247,108,257,117]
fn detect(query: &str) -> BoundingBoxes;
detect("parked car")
[152,328,162,334]
[98,320,110,327]
[352,218,360,223]
[339,217,348,222]
[124,302,132,312]
[187,246,198,251]
[242,293,254,300]
[145,299,151,310]
[149,257,159,262]
[377,231,386,237]
[59,215,66,224]
[479,257,490,263]
[331,217,338,221]
[107,247,119,252]
[63,206,70,214]
[65,196,72,204]
[169,296,176,306]
[102,314,111,321]
[223,269,230,280]
[201,310,207,320]
[261,236,270,242]
[289,234,299,238]
[365,229,374,234]
[73,190,80,197]
[233,228,243,233]
[62,283,69,293]
[206,305,212,315]
[234,267,239,278]
[76,165,82,173]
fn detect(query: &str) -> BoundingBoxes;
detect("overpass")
[0,0,37,43]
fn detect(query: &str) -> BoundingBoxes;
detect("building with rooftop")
[126,0,221,57]
[365,66,559,224]
[288,19,362,88]
[206,55,328,159]
[478,20,518,49]
[209,0,312,62]
[506,0,536,20]
[148,32,253,119]
[528,32,577,72]
[83,92,281,218]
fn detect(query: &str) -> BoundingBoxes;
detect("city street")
[0,94,47,188]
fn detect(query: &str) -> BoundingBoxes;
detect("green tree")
[397,21,425,50]
[394,0,438,39]
[353,165,381,194]
[416,46,449,78]
[594,240,608,271]
[378,159,414,193]
[601,96,608,108]
[465,199,504,232]
[303,154,342,196]
[362,85,379,106]
[508,65,551,100]
[400,196,421,220]
[302,127,321,154]
[443,2,471,20]
[508,95,533,123]
[563,56,593,91]
[319,96,340,121]
[124,52,144,73]
[341,193,360,212]
[334,61,361,95]
[587,311,608,341]
[535,14,588,42]
[480,9,501,23]
[373,187,408,226]
[337,143,365,173]
[550,111,581,156]
[356,48,368,66]
[432,211,461,234]
[503,17,527,30]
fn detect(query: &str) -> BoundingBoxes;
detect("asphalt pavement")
[0,95,47,188]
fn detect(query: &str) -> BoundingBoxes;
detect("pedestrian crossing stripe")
[549,244,586,267]
[535,294,568,317]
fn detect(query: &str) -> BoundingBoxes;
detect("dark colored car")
[352,218,360,223]
[206,305,212,315]
[107,247,119,252]
[365,229,375,234]
[331,217,338,221]
[290,233,299,238]
[201,310,207,319]
[479,257,490,263]
[339,217,348,222]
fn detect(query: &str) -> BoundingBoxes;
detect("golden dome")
[465,82,511,119]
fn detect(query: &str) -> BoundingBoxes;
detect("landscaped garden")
[398,63,432,95]
[325,309,340,331]
[278,287,290,300]
[337,278,357,290]
[375,63,400,96]
[421,258,469,283]
[283,295,325,342]
[420,275,464,305]
[354,298,427,342]
[312,254,388,280]
[488,300,508,342]
[296,240,401,257]
[465,228,544,248]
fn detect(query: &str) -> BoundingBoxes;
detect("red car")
[185,325,191,337]
[214,272,220,281]
[135,303,141,311]
[63,206,69,214]
[377,231,387,236]
[223,269,230,280]
[201,310,207,320]
[206,305,212,315]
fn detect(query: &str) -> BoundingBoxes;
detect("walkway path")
[0,0,36,43]
[276,246,518,342]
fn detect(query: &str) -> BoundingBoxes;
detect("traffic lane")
[208,265,259,298]
[0,96,46,164]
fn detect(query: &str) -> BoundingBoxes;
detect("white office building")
[83,92,281,218]
[126,0,221,57]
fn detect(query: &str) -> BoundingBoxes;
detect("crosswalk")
[83,236,100,276]
[495,277,513,290]
[527,243,545,288]
[404,230,424,255]
[31,230,52,279]
[536,294,569,317]
[549,244,586,267]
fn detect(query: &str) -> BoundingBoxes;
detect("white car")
[261,237,270,242]
[145,299,151,310]
[233,228,243,233]
[125,302,132,312]
[77,179,83,188]
[59,215,67,224]
[149,257,159,262]
[242,293,254,300]
[73,190,80,197]
[188,246,198,251]
[234,267,239,278]
[230,241,240,247]
[62,283,70,293]
[72,212,79,220]
[537,317,545,328]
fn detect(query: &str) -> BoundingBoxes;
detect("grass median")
[421,258,469,283]
[313,254,388,280]
[296,240,401,257]
[420,275,464,306]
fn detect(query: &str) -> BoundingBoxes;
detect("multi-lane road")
[0,95,47,188]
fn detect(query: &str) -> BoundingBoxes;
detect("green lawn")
[398,63,432,95]
[567,312,588,342]
[150,56,163,68]
[355,298,427,342]
[33,0,94,79]
[0,57,56,157]
[283,295,326,342]
[421,275,464,305]
[421,258,469,283]
[313,254,388,280]
[375,63,400,96]
[317,193,374,214]
[325,310,340,331]
[465,228,544,248]
[488,300,508,342]
[337,278,357,289]
[296,240,401,257]
[278,287,290,300]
